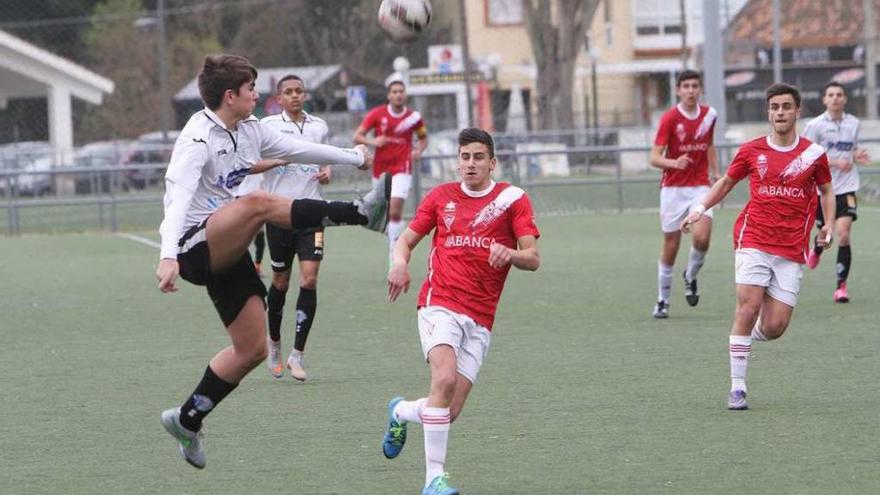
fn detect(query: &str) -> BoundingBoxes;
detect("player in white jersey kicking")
[802,81,870,302]
[681,83,835,410]
[649,70,720,318]
[382,128,540,495]
[156,54,388,469]
[253,74,334,381]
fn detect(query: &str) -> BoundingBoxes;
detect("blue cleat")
[382,396,407,459]
[422,473,459,495]
[728,390,749,410]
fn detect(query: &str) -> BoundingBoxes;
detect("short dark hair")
[822,81,846,97]
[676,70,701,87]
[197,54,258,110]
[387,80,406,91]
[276,74,305,94]
[765,83,801,107]
[458,127,495,158]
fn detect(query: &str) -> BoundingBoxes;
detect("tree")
[524,0,600,130]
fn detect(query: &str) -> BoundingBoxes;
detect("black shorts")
[177,220,267,327]
[816,192,858,228]
[266,223,324,272]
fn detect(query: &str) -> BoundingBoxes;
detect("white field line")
[116,232,160,250]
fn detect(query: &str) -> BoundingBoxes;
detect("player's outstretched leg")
[382,397,408,459]
[354,172,391,233]
[161,407,206,469]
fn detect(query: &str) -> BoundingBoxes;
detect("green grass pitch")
[0,209,877,494]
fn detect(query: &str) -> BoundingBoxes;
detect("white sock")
[422,406,451,486]
[393,397,426,424]
[750,318,768,342]
[387,219,405,262]
[658,262,673,302]
[729,335,751,392]
[685,247,707,282]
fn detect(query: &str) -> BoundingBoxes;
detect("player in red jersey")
[380,128,540,495]
[354,80,429,264]
[681,83,835,411]
[649,70,720,318]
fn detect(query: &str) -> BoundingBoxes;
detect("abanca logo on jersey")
[757,184,806,198]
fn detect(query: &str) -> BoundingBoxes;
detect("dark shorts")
[266,223,324,272]
[816,192,858,228]
[177,219,267,327]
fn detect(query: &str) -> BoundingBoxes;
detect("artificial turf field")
[1,210,877,494]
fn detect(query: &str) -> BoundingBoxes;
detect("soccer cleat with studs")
[160,407,206,469]
[422,473,459,495]
[683,272,700,307]
[652,300,669,319]
[382,396,408,459]
[266,338,284,379]
[355,172,391,233]
[727,390,749,410]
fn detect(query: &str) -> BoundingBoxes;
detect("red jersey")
[408,182,540,330]
[727,136,832,263]
[359,104,426,178]
[654,104,717,187]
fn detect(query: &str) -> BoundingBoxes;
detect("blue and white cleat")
[161,407,206,469]
[422,473,459,495]
[727,390,749,410]
[382,396,407,459]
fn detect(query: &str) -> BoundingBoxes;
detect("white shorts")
[373,173,411,199]
[734,248,803,307]
[418,306,491,384]
[660,186,714,233]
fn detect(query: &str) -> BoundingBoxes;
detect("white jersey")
[257,111,329,200]
[802,111,860,194]
[158,107,363,259]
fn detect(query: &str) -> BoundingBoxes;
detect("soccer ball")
[378,0,432,42]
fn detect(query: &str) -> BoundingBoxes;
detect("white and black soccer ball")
[378,0,432,42]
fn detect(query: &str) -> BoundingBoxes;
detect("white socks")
[658,262,673,302]
[685,248,707,282]
[422,407,451,486]
[729,335,751,392]
[387,219,405,262]
[393,398,427,424]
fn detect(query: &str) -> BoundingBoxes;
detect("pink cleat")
[806,249,821,269]
[833,282,849,303]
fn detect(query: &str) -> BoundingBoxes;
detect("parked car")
[72,140,134,194]
[0,141,56,196]
[122,130,178,189]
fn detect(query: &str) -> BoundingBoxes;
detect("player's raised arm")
[388,228,425,302]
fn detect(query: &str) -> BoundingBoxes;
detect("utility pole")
[457,0,474,127]
[702,0,727,152]
[772,0,782,83]
[865,0,877,118]
[679,0,688,69]
[158,0,170,142]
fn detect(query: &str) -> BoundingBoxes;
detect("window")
[486,0,524,26]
